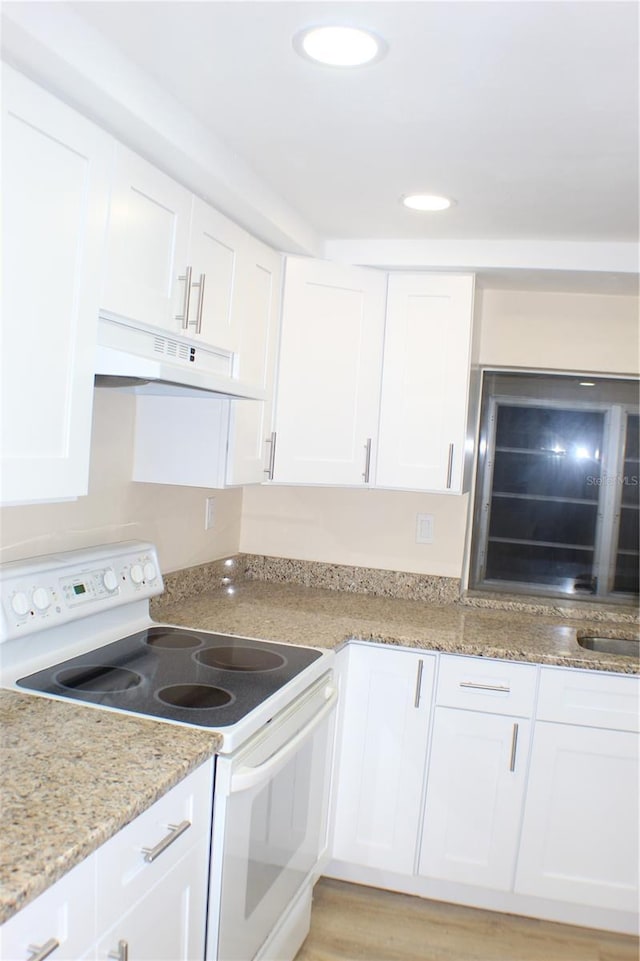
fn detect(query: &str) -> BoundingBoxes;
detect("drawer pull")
[414,659,424,708]
[459,681,510,694]
[509,723,519,772]
[142,819,191,863]
[27,939,59,961]
[108,939,129,961]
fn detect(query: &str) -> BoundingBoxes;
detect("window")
[470,372,639,603]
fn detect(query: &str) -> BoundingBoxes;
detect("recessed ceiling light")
[293,26,386,67]
[402,194,454,212]
[579,381,596,387]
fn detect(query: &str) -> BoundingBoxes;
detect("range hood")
[94,314,266,400]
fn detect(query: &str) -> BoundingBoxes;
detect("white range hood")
[94,313,266,400]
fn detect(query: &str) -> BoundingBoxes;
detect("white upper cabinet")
[101,144,192,333]
[271,262,476,492]
[1,65,112,504]
[187,198,242,352]
[132,233,282,489]
[376,273,475,493]
[101,150,251,355]
[227,235,282,485]
[272,257,387,486]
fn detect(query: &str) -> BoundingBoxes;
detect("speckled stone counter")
[151,579,639,675]
[0,690,220,924]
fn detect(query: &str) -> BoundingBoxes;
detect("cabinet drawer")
[436,655,537,717]
[95,760,213,932]
[536,667,639,732]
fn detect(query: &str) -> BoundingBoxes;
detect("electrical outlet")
[205,496,216,531]
[416,513,434,544]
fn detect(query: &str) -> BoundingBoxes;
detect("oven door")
[209,674,337,961]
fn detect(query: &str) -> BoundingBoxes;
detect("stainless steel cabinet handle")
[108,940,129,961]
[27,939,59,961]
[176,265,193,330]
[192,273,206,334]
[362,438,372,483]
[141,819,191,863]
[263,431,277,480]
[446,443,454,489]
[414,659,424,708]
[459,681,511,693]
[509,723,519,772]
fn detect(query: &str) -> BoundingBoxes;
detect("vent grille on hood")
[153,335,191,362]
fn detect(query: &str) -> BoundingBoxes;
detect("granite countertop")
[0,690,220,925]
[2,576,637,927]
[151,579,640,675]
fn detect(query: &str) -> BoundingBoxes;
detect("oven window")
[470,372,639,602]
[245,747,312,918]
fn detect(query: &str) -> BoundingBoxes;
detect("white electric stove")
[0,541,337,961]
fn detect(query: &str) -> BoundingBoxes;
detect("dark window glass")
[472,373,639,603]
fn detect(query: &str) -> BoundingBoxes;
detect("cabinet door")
[227,236,282,485]
[0,855,96,961]
[273,257,386,485]
[101,144,192,332]
[514,722,639,912]
[330,644,435,874]
[95,845,208,961]
[376,274,475,492]
[1,65,111,503]
[188,198,242,351]
[419,708,530,890]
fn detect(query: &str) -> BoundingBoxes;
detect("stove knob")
[103,570,118,592]
[143,561,157,582]
[11,591,30,616]
[32,587,51,611]
[130,564,144,585]
[324,684,336,701]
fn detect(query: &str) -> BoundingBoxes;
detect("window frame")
[469,370,639,605]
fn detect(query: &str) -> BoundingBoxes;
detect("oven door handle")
[229,687,338,795]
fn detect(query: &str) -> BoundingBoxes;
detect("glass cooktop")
[17,627,322,727]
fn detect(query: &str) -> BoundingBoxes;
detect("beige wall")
[239,287,639,578]
[0,389,242,572]
[240,486,469,578]
[477,288,639,373]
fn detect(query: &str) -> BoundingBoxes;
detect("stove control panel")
[0,542,164,642]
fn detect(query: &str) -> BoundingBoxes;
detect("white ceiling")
[67,0,638,246]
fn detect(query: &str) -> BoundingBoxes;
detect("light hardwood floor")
[294,879,639,961]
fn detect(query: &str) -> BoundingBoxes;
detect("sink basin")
[577,635,640,657]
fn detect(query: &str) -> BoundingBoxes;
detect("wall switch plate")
[416,513,434,544]
[205,496,216,530]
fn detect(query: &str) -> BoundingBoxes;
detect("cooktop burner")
[17,627,322,728]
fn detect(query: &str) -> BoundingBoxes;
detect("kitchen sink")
[577,635,640,657]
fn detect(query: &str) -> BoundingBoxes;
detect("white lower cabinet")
[514,669,639,914]
[418,708,531,890]
[94,846,209,961]
[0,761,214,961]
[330,643,435,874]
[418,655,536,890]
[0,856,96,961]
[328,647,638,935]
